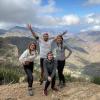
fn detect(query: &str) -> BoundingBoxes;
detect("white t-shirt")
[39,39,53,58]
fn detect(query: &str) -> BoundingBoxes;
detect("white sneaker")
[28,87,33,96]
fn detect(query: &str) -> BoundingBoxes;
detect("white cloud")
[0,0,61,27]
[32,0,41,5]
[80,25,100,32]
[61,15,80,25]
[37,15,59,26]
[0,0,81,28]
[85,0,100,5]
[84,13,100,24]
[92,25,100,31]
[0,23,7,29]
[35,14,80,27]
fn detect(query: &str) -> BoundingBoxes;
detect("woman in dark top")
[43,51,58,96]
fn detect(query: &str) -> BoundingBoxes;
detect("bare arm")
[27,24,39,40]
[61,30,68,36]
[49,30,68,41]
[65,45,72,59]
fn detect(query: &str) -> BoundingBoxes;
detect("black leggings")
[57,60,65,83]
[24,62,34,88]
[40,58,45,81]
[44,75,56,90]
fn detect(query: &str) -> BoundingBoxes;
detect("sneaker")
[52,87,58,92]
[43,90,48,96]
[28,87,33,96]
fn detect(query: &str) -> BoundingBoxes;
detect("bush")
[0,63,24,85]
[65,74,75,82]
[91,77,100,85]
[56,73,75,82]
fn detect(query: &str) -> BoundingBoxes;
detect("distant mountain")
[0,29,7,35]
[8,26,28,32]
[8,26,41,33]
[0,26,68,37]
[0,36,38,54]
[0,26,41,37]
[78,31,100,42]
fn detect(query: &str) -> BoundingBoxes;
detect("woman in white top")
[52,35,72,88]
[19,42,37,96]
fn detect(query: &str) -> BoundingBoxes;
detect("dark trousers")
[40,58,45,81]
[24,62,34,88]
[44,75,56,90]
[57,60,65,84]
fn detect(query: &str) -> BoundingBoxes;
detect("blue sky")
[0,0,100,33]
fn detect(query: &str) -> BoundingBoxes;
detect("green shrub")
[56,73,75,82]
[91,77,100,85]
[64,74,76,82]
[0,63,24,85]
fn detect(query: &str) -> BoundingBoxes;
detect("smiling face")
[43,33,49,41]
[29,43,36,51]
[47,52,53,60]
[56,35,63,44]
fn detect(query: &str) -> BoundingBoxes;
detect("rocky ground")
[0,82,100,100]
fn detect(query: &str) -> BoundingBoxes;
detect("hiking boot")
[43,90,48,96]
[57,82,63,88]
[28,87,33,96]
[58,81,66,88]
[52,87,58,92]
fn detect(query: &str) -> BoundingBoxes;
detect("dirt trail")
[0,82,100,100]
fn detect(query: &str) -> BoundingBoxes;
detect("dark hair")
[28,42,37,54]
[47,51,53,55]
[47,51,53,59]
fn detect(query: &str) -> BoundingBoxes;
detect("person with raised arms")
[27,24,67,85]
[52,35,72,88]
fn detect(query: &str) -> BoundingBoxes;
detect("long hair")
[56,35,63,49]
[28,42,37,54]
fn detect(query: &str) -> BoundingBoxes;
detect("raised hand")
[62,30,68,36]
[27,24,39,39]
[27,24,34,34]
[27,24,32,31]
